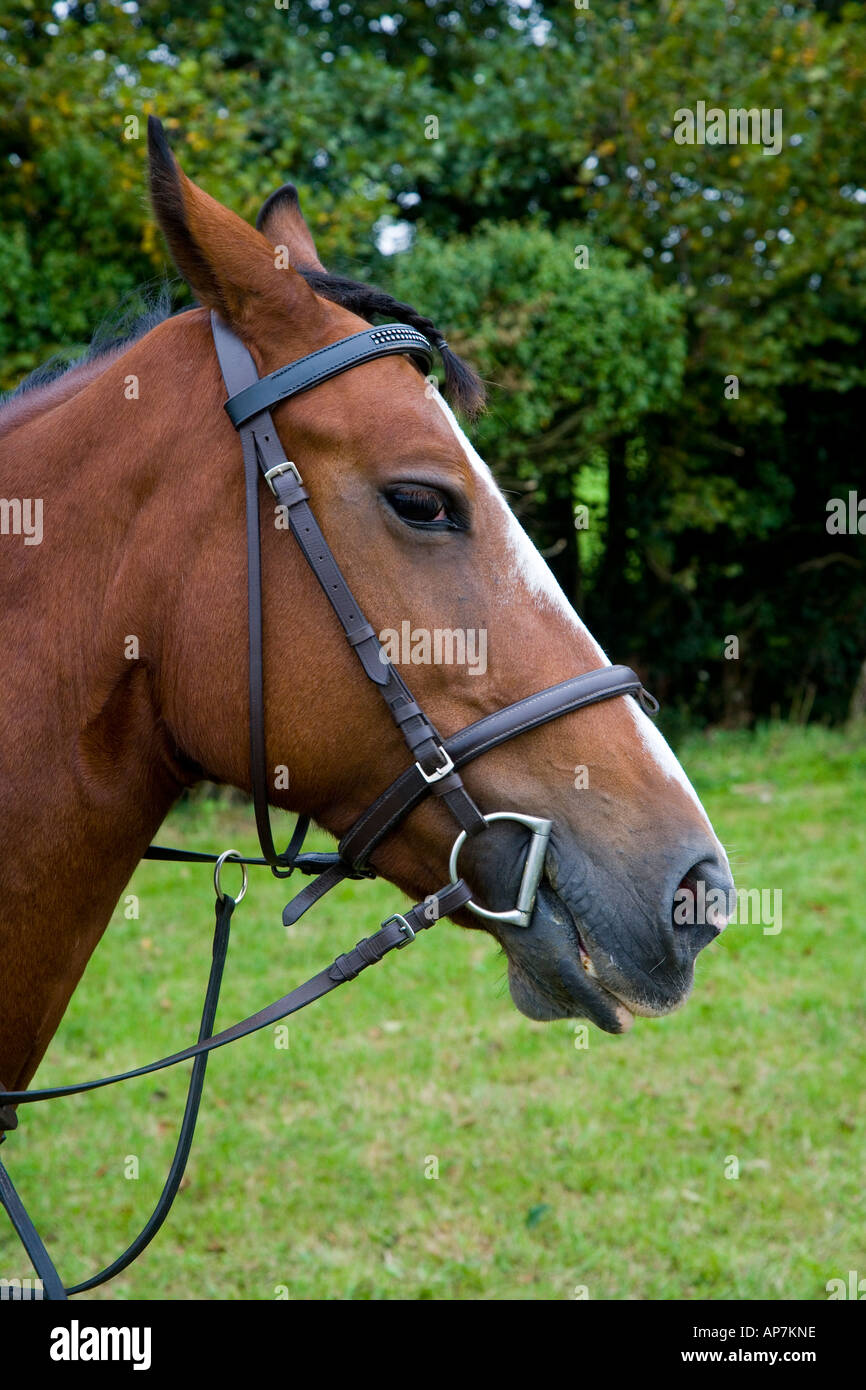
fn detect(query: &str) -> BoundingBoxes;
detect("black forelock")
[298,268,485,419]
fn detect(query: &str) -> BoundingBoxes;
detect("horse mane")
[0,284,178,412]
[0,268,485,423]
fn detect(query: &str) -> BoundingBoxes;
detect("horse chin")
[506,954,636,1034]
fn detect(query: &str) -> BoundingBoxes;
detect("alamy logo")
[49,1319,152,1370]
[673,882,783,935]
[379,622,487,675]
[1,1276,44,1299]
[826,491,865,534]
[0,497,43,545]
[673,101,783,156]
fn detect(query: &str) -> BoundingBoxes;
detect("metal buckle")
[383,913,416,948]
[448,812,552,929]
[264,460,302,495]
[415,745,455,784]
[347,862,377,880]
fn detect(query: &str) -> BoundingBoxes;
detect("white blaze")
[430,392,719,828]
[431,393,607,647]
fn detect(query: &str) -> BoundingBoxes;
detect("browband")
[223,323,434,427]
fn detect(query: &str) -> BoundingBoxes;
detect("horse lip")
[506,951,634,1033]
[571,922,638,1012]
[534,879,687,1024]
[568,911,688,1020]
[558,956,636,1033]
[501,883,638,1033]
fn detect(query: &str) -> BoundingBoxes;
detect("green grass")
[2,723,864,1301]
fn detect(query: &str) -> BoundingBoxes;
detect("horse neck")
[0,311,223,1091]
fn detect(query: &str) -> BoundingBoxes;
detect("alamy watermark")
[673,101,783,157]
[674,882,783,935]
[1,1276,44,1299]
[0,497,43,545]
[826,1270,866,1299]
[826,490,865,534]
[378,622,487,676]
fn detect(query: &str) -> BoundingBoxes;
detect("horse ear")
[146,117,319,330]
[256,184,326,272]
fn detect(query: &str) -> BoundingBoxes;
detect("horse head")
[143,121,734,1033]
[0,124,734,1105]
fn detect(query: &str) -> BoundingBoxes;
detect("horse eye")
[386,485,449,526]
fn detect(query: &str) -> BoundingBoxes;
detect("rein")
[0,313,658,1299]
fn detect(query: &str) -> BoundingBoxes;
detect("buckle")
[383,913,416,948]
[415,745,455,785]
[264,460,302,495]
[348,863,377,880]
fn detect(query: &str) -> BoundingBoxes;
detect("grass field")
[2,722,864,1301]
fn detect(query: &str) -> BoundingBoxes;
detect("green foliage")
[1,0,864,723]
[397,222,686,456]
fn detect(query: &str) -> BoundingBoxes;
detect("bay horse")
[0,119,733,1293]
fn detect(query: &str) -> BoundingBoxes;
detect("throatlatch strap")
[142,840,346,878]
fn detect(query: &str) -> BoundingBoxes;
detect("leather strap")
[66,891,235,1295]
[0,879,472,1108]
[0,880,468,1298]
[223,324,433,427]
[144,667,651,921]
[143,843,360,878]
[0,1159,67,1299]
[210,311,486,862]
[242,394,306,874]
[339,665,647,870]
[281,860,351,927]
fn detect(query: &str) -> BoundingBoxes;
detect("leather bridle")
[0,311,658,1299]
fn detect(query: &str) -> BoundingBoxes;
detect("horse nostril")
[673,858,734,937]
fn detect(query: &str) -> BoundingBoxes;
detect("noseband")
[0,312,658,1299]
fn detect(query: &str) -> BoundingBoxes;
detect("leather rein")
[0,311,658,1299]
